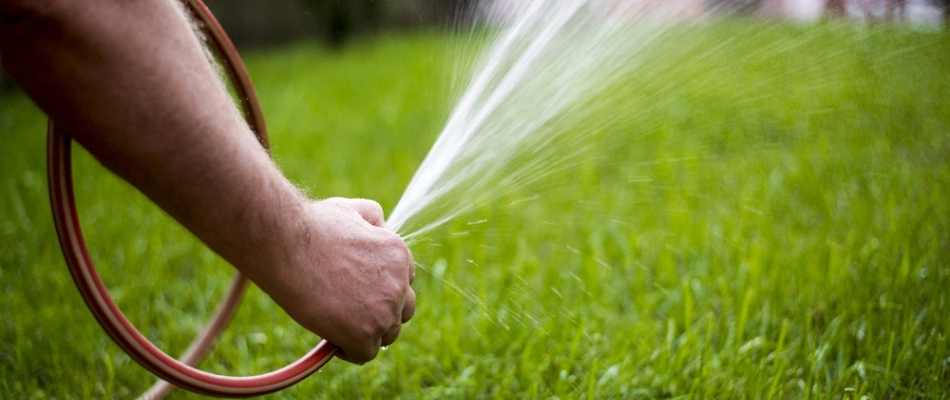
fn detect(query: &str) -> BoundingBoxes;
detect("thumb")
[343,198,386,228]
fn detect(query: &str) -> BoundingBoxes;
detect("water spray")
[45,0,732,397]
[46,1,335,397]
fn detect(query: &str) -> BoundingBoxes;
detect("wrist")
[228,171,312,297]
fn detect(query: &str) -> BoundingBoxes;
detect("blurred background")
[0,0,946,92]
[0,0,944,53]
[190,0,950,48]
[2,0,948,398]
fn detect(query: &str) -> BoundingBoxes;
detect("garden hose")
[46,0,337,397]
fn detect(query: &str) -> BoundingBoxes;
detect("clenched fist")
[1,0,416,366]
[262,198,416,364]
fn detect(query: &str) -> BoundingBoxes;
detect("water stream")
[385,0,703,239]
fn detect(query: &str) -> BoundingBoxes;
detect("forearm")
[0,0,304,288]
[2,0,417,363]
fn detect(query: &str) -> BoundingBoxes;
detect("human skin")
[0,0,415,364]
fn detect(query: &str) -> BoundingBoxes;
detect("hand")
[258,197,416,364]
[0,0,416,365]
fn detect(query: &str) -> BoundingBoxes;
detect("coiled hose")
[46,0,337,397]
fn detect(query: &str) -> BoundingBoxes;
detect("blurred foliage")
[0,70,15,96]
[294,0,381,47]
[200,0,476,49]
[197,0,948,50]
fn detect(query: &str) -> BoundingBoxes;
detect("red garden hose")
[46,0,336,397]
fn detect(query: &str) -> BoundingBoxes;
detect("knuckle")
[365,199,383,212]
[384,236,411,263]
[380,233,403,249]
[379,237,411,272]
[360,347,380,363]
[402,291,417,323]
[359,319,389,341]
[361,340,381,361]
[382,325,401,346]
[346,347,378,365]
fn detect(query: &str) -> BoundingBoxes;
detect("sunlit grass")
[1,22,948,398]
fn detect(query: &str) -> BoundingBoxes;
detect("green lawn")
[2,22,949,398]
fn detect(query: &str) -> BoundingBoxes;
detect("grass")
[2,21,949,399]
